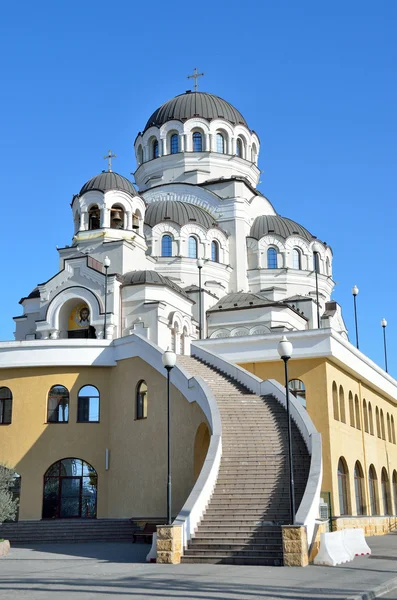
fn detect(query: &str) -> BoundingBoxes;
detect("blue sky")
[0,1,395,373]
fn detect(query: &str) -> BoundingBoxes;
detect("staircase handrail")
[191,341,322,544]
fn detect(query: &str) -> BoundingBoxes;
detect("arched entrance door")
[43,458,97,519]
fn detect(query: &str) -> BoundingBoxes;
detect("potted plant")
[0,464,19,557]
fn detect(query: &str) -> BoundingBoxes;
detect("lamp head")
[277,335,293,360]
[104,256,111,268]
[162,347,177,369]
[352,285,359,296]
[381,318,387,328]
[197,258,204,269]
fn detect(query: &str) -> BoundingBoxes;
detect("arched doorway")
[194,423,210,481]
[42,458,97,519]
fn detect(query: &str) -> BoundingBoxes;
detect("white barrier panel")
[146,533,157,563]
[343,528,371,557]
[314,531,353,566]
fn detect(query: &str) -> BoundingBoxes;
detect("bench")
[133,523,157,544]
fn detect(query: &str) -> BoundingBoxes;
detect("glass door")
[60,477,82,518]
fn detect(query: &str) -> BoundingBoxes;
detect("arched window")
[326,257,331,275]
[152,140,159,159]
[251,143,257,163]
[332,382,339,421]
[267,248,277,269]
[355,395,361,430]
[236,138,243,157]
[381,468,391,515]
[369,402,374,435]
[292,248,301,270]
[181,326,188,356]
[43,458,97,519]
[137,145,144,165]
[313,251,320,273]
[339,385,346,423]
[192,132,203,152]
[161,235,172,257]
[211,240,219,263]
[188,236,198,259]
[387,413,392,442]
[170,134,178,154]
[173,322,180,354]
[391,416,396,444]
[363,400,369,433]
[110,205,124,229]
[47,385,69,423]
[393,471,397,514]
[136,380,147,420]
[77,385,100,422]
[369,465,379,515]
[216,133,226,154]
[88,205,100,230]
[376,407,381,438]
[381,409,386,440]
[0,387,12,425]
[289,379,306,408]
[337,458,349,515]
[354,461,365,515]
[349,392,355,427]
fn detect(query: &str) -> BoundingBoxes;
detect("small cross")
[104,150,116,172]
[187,67,204,92]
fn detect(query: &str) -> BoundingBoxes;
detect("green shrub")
[0,464,19,524]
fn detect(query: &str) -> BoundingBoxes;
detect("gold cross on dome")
[187,68,204,92]
[104,150,116,172]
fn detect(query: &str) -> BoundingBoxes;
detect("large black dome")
[250,215,316,242]
[79,172,137,196]
[144,92,248,132]
[145,200,218,230]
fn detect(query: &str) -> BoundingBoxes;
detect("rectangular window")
[0,399,12,424]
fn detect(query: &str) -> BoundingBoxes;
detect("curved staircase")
[177,355,310,565]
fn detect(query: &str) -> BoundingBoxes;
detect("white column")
[81,210,89,231]
[102,208,111,228]
[180,134,185,152]
[126,211,132,230]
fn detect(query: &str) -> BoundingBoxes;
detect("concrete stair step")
[181,555,283,565]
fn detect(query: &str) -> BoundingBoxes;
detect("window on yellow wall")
[332,382,339,421]
[380,409,386,440]
[47,385,69,423]
[381,468,391,515]
[339,386,346,423]
[136,380,147,420]
[0,387,12,425]
[349,392,355,427]
[387,413,392,443]
[391,416,396,444]
[354,461,365,516]
[363,400,369,433]
[337,458,349,515]
[369,465,379,515]
[77,385,100,422]
[393,471,397,513]
[368,402,374,435]
[354,395,361,430]
[376,407,381,438]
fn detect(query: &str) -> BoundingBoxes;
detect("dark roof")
[145,200,218,230]
[144,92,248,132]
[19,287,40,304]
[250,215,315,242]
[208,292,274,312]
[79,172,137,196]
[120,270,191,300]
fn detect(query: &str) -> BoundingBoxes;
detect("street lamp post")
[352,286,359,350]
[381,318,388,373]
[103,256,111,339]
[314,252,320,329]
[277,336,295,525]
[162,348,177,525]
[197,258,204,340]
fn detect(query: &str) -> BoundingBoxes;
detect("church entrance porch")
[42,458,97,519]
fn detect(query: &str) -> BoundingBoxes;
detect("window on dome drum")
[211,240,219,263]
[152,140,159,159]
[137,145,144,165]
[313,251,320,273]
[77,385,100,422]
[42,458,97,519]
[216,133,226,154]
[188,236,198,259]
[381,468,391,515]
[161,235,172,257]
[267,248,277,269]
[110,205,124,229]
[88,205,100,230]
[236,138,243,157]
[47,385,69,423]
[289,379,306,408]
[136,380,147,420]
[170,134,178,154]
[251,143,257,163]
[292,248,301,270]
[0,387,12,425]
[369,465,379,515]
[192,132,203,152]
[337,458,349,515]
[354,461,366,515]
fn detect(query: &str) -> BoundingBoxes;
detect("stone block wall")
[332,516,397,536]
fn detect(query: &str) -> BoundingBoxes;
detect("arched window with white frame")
[216,133,226,154]
[267,247,278,269]
[292,248,301,270]
[137,145,144,165]
[152,139,159,159]
[236,138,244,157]
[188,236,198,259]
[251,143,257,163]
[192,132,203,152]
[161,234,173,257]
[170,134,178,154]
[211,240,219,263]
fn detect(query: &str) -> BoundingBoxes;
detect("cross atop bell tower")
[104,150,116,172]
[187,68,204,92]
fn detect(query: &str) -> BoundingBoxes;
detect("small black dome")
[145,200,217,230]
[250,215,316,242]
[79,172,137,196]
[144,92,248,132]
[121,270,190,299]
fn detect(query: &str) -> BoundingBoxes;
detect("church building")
[1,77,396,565]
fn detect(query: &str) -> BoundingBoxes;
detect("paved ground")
[1,534,397,600]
